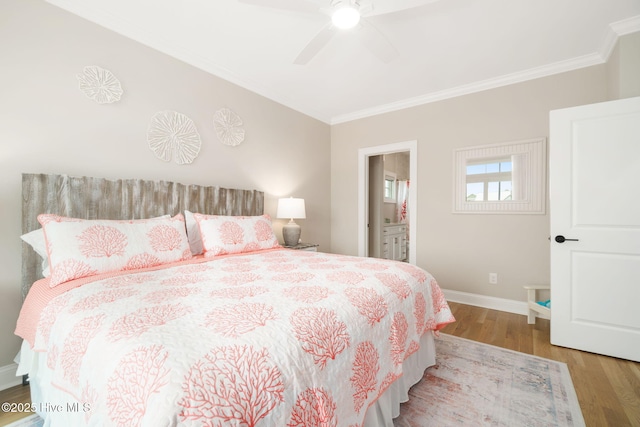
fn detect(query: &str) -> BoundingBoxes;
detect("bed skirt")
[364,331,436,426]
[17,332,436,426]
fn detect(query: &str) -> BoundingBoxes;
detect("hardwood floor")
[0,380,31,426]
[1,302,638,426]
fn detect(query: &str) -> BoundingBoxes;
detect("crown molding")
[610,14,640,35]
[600,15,640,62]
[330,52,606,124]
[331,16,640,125]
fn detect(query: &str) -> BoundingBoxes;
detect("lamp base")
[282,220,301,247]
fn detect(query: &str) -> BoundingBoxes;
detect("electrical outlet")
[489,273,498,284]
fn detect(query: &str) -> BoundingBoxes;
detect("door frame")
[358,140,418,264]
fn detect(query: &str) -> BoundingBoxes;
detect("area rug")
[394,334,585,426]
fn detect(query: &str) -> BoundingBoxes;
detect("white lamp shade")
[277,197,306,219]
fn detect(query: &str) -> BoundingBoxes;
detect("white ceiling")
[46,0,640,124]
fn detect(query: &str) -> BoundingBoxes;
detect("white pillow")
[20,228,50,277]
[184,210,204,255]
[38,214,191,287]
[194,214,280,257]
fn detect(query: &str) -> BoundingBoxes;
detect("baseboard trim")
[442,289,533,317]
[0,363,21,391]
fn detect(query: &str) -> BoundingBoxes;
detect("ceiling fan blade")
[237,0,322,15]
[357,19,398,63]
[293,23,337,65]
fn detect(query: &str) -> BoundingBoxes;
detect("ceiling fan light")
[332,6,360,29]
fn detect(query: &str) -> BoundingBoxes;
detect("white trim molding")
[0,363,21,391]
[332,15,640,125]
[600,15,640,62]
[442,288,542,318]
[331,53,605,124]
[610,15,640,37]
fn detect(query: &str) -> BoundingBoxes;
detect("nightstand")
[283,243,319,252]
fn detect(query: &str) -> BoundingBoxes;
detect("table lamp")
[277,197,306,246]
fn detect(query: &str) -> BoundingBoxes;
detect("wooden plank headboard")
[21,173,264,299]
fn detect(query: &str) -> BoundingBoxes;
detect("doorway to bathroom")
[357,140,417,264]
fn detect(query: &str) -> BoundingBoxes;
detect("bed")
[15,173,454,427]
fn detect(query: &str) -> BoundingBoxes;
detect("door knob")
[555,235,579,243]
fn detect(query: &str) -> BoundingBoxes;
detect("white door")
[549,96,640,362]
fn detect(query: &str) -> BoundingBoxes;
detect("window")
[384,172,396,203]
[453,138,546,214]
[466,159,512,201]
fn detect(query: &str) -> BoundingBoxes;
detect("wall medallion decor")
[147,110,202,164]
[213,108,245,146]
[76,65,123,104]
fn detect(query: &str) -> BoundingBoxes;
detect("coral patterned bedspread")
[17,249,454,427]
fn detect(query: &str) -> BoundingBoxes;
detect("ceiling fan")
[237,0,436,65]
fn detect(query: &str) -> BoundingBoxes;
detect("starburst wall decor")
[76,65,123,104]
[213,108,245,146]
[147,110,202,165]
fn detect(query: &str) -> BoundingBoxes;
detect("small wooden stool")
[524,285,550,324]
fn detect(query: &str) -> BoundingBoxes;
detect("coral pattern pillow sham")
[194,214,280,257]
[38,214,191,287]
